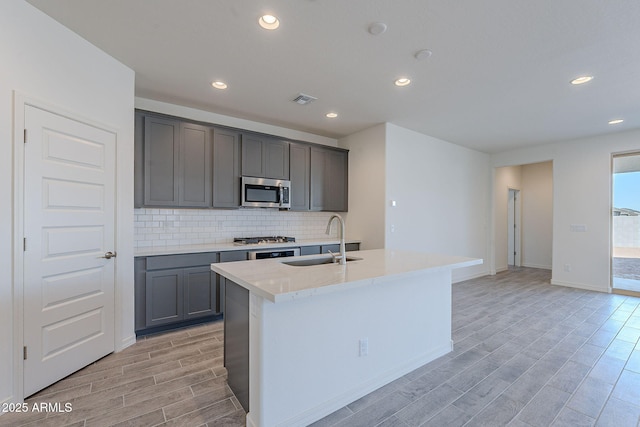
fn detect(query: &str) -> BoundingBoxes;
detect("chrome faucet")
[326,213,346,265]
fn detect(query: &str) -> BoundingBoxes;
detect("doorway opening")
[612,153,640,293]
[508,189,521,267]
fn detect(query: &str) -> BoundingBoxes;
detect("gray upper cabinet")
[180,122,212,207]
[137,111,213,208]
[134,110,347,211]
[213,128,241,208]
[242,134,290,180]
[310,146,348,212]
[143,115,180,206]
[289,142,310,211]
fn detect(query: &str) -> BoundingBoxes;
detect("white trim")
[11,91,26,404]
[521,263,552,270]
[12,92,123,400]
[550,279,610,294]
[452,270,490,283]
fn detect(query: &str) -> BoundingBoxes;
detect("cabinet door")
[145,269,183,327]
[310,147,348,212]
[213,128,241,208]
[290,143,310,211]
[241,134,264,177]
[264,139,290,180]
[184,266,216,319]
[310,147,326,211]
[242,135,290,180]
[325,149,348,211]
[144,116,180,206]
[180,123,212,207]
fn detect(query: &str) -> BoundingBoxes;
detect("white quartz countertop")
[211,249,483,302]
[134,238,361,257]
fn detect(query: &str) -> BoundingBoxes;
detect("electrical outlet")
[359,338,368,357]
[390,224,395,233]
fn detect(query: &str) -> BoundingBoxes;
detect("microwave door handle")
[279,184,283,207]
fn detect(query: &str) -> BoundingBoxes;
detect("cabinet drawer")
[146,252,219,270]
[219,251,249,262]
[300,246,321,255]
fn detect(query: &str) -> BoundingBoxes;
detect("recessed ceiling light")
[608,119,624,125]
[570,75,593,85]
[326,112,338,118]
[211,81,227,90]
[368,22,387,36]
[414,49,433,61]
[259,14,280,30]
[395,77,411,87]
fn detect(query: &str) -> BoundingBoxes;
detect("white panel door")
[23,105,116,397]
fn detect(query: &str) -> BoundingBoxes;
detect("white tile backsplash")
[134,208,339,248]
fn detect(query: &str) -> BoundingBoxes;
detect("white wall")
[136,98,338,147]
[493,166,523,272]
[521,162,553,269]
[0,0,135,404]
[338,123,491,281]
[339,124,387,249]
[493,128,640,292]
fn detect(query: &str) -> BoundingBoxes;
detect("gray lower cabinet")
[146,268,184,327]
[135,252,220,335]
[224,280,249,412]
[184,266,218,319]
[310,146,348,212]
[213,128,241,208]
[300,243,360,255]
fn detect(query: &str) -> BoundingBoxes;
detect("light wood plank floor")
[2,267,640,426]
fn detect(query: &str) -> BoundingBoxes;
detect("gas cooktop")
[233,236,296,245]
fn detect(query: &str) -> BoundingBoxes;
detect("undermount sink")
[282,256,363,267]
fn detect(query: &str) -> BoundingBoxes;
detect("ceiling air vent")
[292,93,318,105]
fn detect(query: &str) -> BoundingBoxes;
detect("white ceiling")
[26,0,640,153]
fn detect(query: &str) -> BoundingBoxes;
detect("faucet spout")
[326,213,346,265]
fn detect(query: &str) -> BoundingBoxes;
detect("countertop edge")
[212,252,483,303]
[135,239,362,257]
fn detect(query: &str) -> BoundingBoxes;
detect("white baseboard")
[271,343,452,427]
[550,279,609,293]
[522,263,552,270]
[452,269,490,283]
[117,334,137,352]
[495,265,509,274]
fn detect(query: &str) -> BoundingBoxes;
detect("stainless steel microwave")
[241,176,291,209]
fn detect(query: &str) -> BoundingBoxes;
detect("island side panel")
[248,269,453,427]
[224,280,250,412]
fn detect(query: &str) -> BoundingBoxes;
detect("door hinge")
[23,129,27,143]
[23,346,27,360]
[23,237,26,251]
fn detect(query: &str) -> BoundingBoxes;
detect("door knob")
[101,251,117,259]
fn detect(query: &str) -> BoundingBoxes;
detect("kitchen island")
[211,249,482,427]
